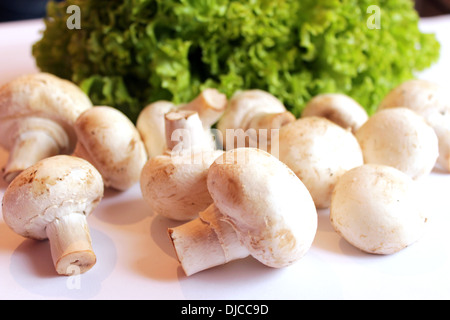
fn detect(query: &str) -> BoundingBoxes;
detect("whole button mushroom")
[330,164,428,255]
[217,90,296,152]
[379,79,450,172]
[0,73,93,183]
[137,89,227,158]
[73,106,148,191]
[2,155,104,275]
[355,108,439,180]
[278,117,364,209]
[168,148,318,276]
[302,93,369,134]
[140,110,224,221]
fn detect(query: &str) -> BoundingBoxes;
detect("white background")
[0,16,450,300]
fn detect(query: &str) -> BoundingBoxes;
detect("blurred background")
[0,0,449,22]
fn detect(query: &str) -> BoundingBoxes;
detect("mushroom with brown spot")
[0,73,93,183]
[302,93,369,133]
[73,106,148,191]
[140,110,224,221]
[330,164,428,255]
[2,155,104,276]
[278,117,364,209]
[168,148,318,276]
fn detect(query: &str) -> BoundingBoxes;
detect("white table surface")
[1,16,450,300]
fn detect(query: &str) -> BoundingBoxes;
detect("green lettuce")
[33,0,440,122]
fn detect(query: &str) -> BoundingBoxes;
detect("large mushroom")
[216,90,296,153]
[379,79,450,172]
[355,107,439,180]
[0,73,93,183]
[73,106,148,191]
[2,155,104,275]
[140,110,224,221]
[330,164,428,255]
[168,148,318,276]
[137,89,227,158]
[278,117,364,209]
[302,93,369,134]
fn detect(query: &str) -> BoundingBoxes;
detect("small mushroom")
[302,93,369,133]
[216,90,296,152]
[73,106,148,191]
[168,148,318,276]
[2,155,104,275]
[0,73,93,183]
[355,108,439,180]
[379,79,450,172]
[330,164,428,255]
[137,89,227,158]
[278,117,364,209]
[140,110,224,221]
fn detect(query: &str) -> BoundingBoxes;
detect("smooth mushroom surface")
[0,73,93,183]
[140,110,224,221]
[330,164,428,255]
[168,148,318,276]
[2,155,104,276]
[379,79,450,172]
[355,108,439,180]
[136,89,227,158]
[217,90,296,153]
[278,117,364,209]
[73,106,148,191]
[302,93,369,133]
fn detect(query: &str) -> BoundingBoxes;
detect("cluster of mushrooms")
[1,73,449,277]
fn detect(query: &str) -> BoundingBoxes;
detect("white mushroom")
[379,79,450,172]
[73,106,148,191]
[216,90,296,152]
[330,164,428,255]
[140,110,224,221]
[168,148,318,276]
[302,93,369,133]
[278,117,364,209]
[355,108,439,180]
[2,155,104,275]
[137,89,227,158]
[0,73,93,183]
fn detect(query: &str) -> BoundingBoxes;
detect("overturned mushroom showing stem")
[330,164,428,255]
[2,155,104,275]
[137,89,227,158]
[278,117,364,209]
[379,79,450,172]
[168,148,318,276]
[302,93,369,134]
[0,73,93,183]
[216,90,296,152]
[73,106,148,191]
[140,110,224,221]
[355,108,439,180]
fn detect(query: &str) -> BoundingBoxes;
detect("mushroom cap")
[379,79,450,171]
[355,108,439,180]
[0,73,93,151]
[302,93,369,133]
[207,148,318,268]
[74,106,148,191]
[278,117,364,209]
[140,149,224,221]
[330,164,428,255]
[2,155,104,240]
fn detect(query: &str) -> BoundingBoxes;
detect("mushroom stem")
[181,89,227,128]
[4,131,59,183]
[165,110,213,153]
[168,205,249,276]
[45,213,96,276]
